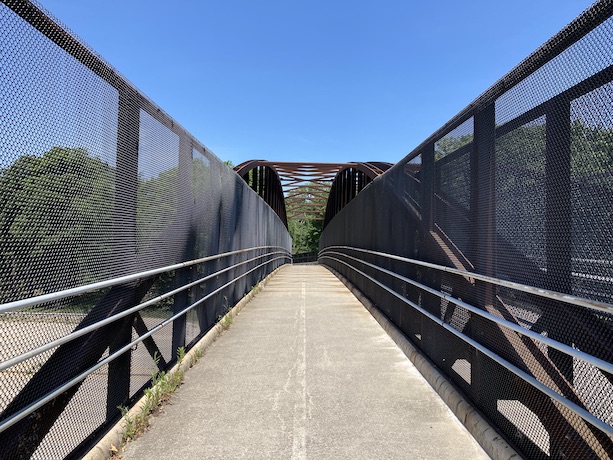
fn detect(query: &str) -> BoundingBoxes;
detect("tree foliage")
[137,167,178,246]
[435,133,474,160]
[287,183,327,254]
[1,119,610,302]
[0,147,115,302]
[289,218,323,254]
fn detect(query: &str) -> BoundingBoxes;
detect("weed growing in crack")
[118,347,186,448]
[221,314,233,330]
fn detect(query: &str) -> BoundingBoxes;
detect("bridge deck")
[122,264,489,459]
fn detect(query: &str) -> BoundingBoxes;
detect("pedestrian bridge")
[0,1,612,459]
[120,265,490,460]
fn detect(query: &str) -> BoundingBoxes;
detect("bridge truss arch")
[235,161,392,226]
[323,162,392,226]
[234,160,288,227]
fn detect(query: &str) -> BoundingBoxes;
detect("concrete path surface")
[121,264,489,459]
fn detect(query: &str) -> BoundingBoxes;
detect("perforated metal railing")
[320,247,613,456]
[320,2,613,459]
[0,247,290,458]
[0,0,291,458]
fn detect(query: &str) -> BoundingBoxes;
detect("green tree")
[0,147,115,303]
[137,167,178,246]
[435,133,474,160]
[289,218,323,254]
[287,183,327,254]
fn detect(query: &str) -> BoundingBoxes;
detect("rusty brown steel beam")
[235,161,393,225]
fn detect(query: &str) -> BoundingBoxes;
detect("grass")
[192,346,203,363]
[111,279,266,456]
[116,347,187,452]
[220,314,233,330]
[218,280,266,331]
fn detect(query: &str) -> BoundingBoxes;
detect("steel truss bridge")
[0,1,612,459]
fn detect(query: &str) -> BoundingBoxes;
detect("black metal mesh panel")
[137,110,181,269]
[437,142,471,210]
[0,1,291,458]
[434,117,473,260]
[495,16,613,127]
[321,3,613,459]
[570,83,613,304]
[0,4,120,303]
[185,307,199,345]
[32,366,110,460]
[403,154,421,214]
[495,116,547,285]
[434,117,474,161]
[129,327,158,397]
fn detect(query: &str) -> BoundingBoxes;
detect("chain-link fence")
[0,1,291,458]
[321,2,613,459]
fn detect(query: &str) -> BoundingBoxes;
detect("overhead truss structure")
[234,161,392,224]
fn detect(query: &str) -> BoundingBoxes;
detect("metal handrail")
[319,254,613,437]
[320,249,613,375]
[0,245,290,313]
[320,246,613,315]
[0,254,289,434]
[0,250,290,372]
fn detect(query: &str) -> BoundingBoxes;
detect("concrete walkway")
[122,265,489,459]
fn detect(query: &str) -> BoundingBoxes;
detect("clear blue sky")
[37,0,595,166]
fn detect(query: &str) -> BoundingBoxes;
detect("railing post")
[106,88,140,418]
[472,105,496,278]
[544,97,573,382]
[421,143,435,231]
[171,136,194,360]
[470,104,497,410]
[251,167,258,192]
[266,167,272,205]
